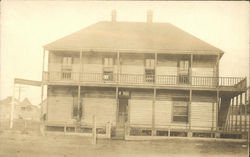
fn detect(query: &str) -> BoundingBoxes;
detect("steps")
[112,125,125,140]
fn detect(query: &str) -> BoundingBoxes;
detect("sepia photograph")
[0,1,249,157]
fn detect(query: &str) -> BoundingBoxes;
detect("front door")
[118,99,128,126]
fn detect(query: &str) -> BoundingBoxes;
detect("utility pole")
[9,85,27,129]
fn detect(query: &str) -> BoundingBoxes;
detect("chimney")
[111,10,116,22]
[147,10,153,23]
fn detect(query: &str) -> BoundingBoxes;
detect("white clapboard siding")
[191,102,216,130]
[192,68,214,77]
[129,99,152,125]
[49,63,61,72]
[82,64,103,73]
[48,96,72,122]
[83,98,116,126]
[120,65,144,74]
[157,66,177,76]
[155,101,172,126]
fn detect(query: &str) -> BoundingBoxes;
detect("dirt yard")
[0,129,248,157]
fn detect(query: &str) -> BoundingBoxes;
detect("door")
[178,59,190,84]
[118,99,128,126]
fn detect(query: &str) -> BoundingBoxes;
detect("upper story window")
[145,59,155,69]
[104,57,114,67]
[62,57,72,69]
[179,60,189,72]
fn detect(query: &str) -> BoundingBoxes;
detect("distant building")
[0,97,40,121]
[0,97,19,120]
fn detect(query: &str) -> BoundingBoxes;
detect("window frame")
[172,99,189,123]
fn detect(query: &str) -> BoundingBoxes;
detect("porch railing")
[43,71,246,88]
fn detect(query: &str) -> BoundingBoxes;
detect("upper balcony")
[43,71,247,91]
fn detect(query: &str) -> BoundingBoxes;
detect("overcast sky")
[0,1,249,105]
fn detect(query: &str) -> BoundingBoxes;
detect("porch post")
[240,93,242,132]
[216,90,219,131]
[77,86,81,121]
[152,88,156,136]
[154,52,157,83]
[117,51,120,83]
[236,95,239,131]
[190,54,193,85]
[79,49,83,81]
[231,97,234,130]
[116,86,119,125]
[244,90,247,132]
[188,89,192,137]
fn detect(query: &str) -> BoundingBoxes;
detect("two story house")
[41,11,248,139]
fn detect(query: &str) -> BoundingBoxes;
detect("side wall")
[47,86,116,127]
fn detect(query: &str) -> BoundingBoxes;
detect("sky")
[0,1,249,105]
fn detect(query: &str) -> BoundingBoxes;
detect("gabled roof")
[20,98,33,107]
[0,97,19,105]
[44,21,224,55]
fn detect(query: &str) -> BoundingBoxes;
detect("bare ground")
[0,130,248,157]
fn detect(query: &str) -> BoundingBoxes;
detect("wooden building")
[41,11,248,139]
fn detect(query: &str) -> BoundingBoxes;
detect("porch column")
[216,90,219,131]
[231,97,234,130]
[190,54,193,85]
[116,86,119,125]
[154,52,157,84]
[77,86,81,121]
[152,88,156,136]
[244,91,247,132]
[236,95,239,131]
[117,51,120,83]
[79,49,83,81]
[239,93,242,132]
[216,55,220,86]
[188,89,192,137]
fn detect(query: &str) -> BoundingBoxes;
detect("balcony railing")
[43,71,246,88]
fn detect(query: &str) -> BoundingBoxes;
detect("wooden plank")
[116,86,118,125]
[77,86,81,120]
[189,90,192,130]
[231,97,234,131]
[15,78,42,87]
[235,95,238,131]
[244,91,247,132]
[152,88,156,135]
[212,101,214,131]
[130,99,153,125]
[117,52,120,83]
[239,94,242,132]
[216,90,219,131]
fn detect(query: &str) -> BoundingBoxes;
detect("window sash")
[104,57,114,67]
[173,101,188,123]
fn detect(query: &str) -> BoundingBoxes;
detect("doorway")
[117,98,128,126]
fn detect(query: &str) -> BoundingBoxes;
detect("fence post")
[92,115,96,145]
[106,122,111,139]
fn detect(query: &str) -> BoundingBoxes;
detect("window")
[104,57,114,67]
[145,59,155,69]
[62,57,72,69]
[179,60,189,72]
[172,100,188,123]
[178,60,189,84]
[62,57,72,80]
[145,59,155,83]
